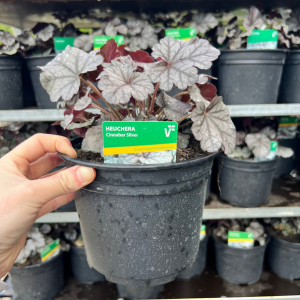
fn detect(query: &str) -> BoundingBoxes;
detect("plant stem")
[150,82,159,114]
[174,91,189,98]
[126,103,131,117]
[177,114,191,124]
[156,109,164,120]
[147,95,151,110]
[178,120,193,129]
[114,105,122,119]
[136,100,143,111]
[90,103,118,121]
[79,77,121,121]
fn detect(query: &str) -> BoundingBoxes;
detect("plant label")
[102,121,178,164]
[200,224,206,241]
[165,28,196,40]
[277,116,299,139]
[54,37,75,54]
[94,35,124,50]
[40,238,60,262]
[228,231,254,249]
[247,29,278,49]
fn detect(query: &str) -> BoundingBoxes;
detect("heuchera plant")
[39,36,236,162]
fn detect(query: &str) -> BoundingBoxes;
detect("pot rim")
[268,229,300,248]
[212,234,269,251]
[12,251,63,270]
[58,151,219,171]
[25,54,56,60]
[220,49,288,53]
[222,154,277,164]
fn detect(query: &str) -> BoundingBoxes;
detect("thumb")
[29,166,96,206]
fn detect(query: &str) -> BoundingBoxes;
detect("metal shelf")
[1,104,300,122]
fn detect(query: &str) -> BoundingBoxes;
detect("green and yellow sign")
[165,28,196,40]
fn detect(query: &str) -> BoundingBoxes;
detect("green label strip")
[228,231,254,242]
[94,35,124,50]
[165,28,196,40]
[54,37,75,53]
[40,238,60,262]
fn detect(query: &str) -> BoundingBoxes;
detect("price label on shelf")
[94,35,124,50]
[102,121,178,164]
[165,28,196,40]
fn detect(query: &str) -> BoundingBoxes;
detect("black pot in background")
[279,50,300,103]
[22,60,36,107]
[0,55,23,109]
[59,150,216,287]
[219,156,277,207]
[267,233,300,280]
[205,172,212,201]
[25,55,56,109]
[213,236,268,285]
[70,245,106,284]
[117,284,163,300]
[218,50,286,105]
[177,235,209,279]
[9,252,65,300]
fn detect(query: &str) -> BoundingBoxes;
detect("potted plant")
[220,123,293,207]
[63,224,106,284]
[279,7,300,103]
[39,36,236,286]
[0,30,23,109]
[23,22,80,109]
[216,6,287,105]
[266,218,300,280]
[213,219,268,284]
[9,225,66,300]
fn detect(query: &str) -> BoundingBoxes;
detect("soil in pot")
[60,139,216,286]
[70,245,106,284]
[0,55,23,109]
[279,50,300,104]
[267,225,300,280]
[213,235,268,285]
[218,50,286,105]
[117,284,163,299]
[25,55,57,109]
[9,251,65,300]
[177,235,209,279]
[219,155,277,207]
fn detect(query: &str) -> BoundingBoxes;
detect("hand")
[0,134,95,277]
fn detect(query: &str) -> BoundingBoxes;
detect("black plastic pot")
[274,156,294,178]
[25,55,56,109]
[279,50,300,103]
[59,150,217,286]
[117,284,163,299]
[0,55,23,109]
[218,50,286,105]
[9,252,64,300]
[219,156,277,207]
[267,233,300,280]
[205,172,212,201]
[213,236,268,284]
[177,235,209,279]
[70,245,106,284]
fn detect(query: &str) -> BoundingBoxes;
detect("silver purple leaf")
[156,92,192,121]
[188,84,210,107]
[245,133,270,158]
[127,19,145,35]
[0,31,16,46]
[74,35,94,52]
[177,132,190,149]
[0,42,19,55]
[17,31,36,46]
[190,13,218,34]
[129,25,158,50]
[236,131,246,145]
[82,124,103,155]
[35,24,55,42]
[73,88,92,111]
[260,126,276,139]
[191,96,236,154]
[243,6,264,32]
[287,8,300,32]
[98,60,154,104]
[151,37,220,91]
[39,46,103,102]
[277,146,294,158]
[66,117,95,130]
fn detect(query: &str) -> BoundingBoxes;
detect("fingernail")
[76,167,95,183]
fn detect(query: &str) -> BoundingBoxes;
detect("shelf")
[2,104,300,122]
[36,177,300,223]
